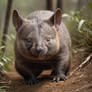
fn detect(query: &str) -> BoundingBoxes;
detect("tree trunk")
[46,0,53,10]
[57,0,63,11]
[1,0,13,55]
[77,0,86,10]
[77,0,81,10]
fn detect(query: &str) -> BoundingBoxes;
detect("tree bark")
[77,0,81,10]
[46,0,53,10]
[77,0,86,10]
[57,0,63,11]
[1,0,13,55]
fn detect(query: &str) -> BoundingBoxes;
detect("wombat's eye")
[47,37,50,41]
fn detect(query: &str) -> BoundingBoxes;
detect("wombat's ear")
[12,10,24,31]
[49,8,62,27]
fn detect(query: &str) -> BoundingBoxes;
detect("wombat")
[12,8,72,85]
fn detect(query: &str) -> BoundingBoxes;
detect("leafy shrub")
[0,46,11,74]
[63,2,92,56]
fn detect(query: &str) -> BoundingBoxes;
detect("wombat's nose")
[36,47,43,53]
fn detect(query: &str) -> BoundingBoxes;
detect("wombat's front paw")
[53,74,67,82]
[25,77,38,85]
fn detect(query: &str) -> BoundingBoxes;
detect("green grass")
[0,85,9,92]
[64,2,92,56]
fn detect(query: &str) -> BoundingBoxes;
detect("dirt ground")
[0,53,92,92]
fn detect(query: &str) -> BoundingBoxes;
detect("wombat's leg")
[25,70,42,85]
[25,73,38,85]
[15,61,38,85]
[53,51,71,82]
[53,61,69,82]
[33,70,42,77]
[51,70,57,76]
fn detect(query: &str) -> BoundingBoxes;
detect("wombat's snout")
[36,47,43,53]
[31,43,47,57]
[35,42,45,54]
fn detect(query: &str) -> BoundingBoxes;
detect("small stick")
[68,53,92,78]
[71,84,92,92]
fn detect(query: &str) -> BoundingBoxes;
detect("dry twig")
[71,84,92,92]
[69,53,92,78]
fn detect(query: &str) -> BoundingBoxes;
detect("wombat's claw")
[28,79,38,85]
[25,77,38,85]
[53,74,67,82]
